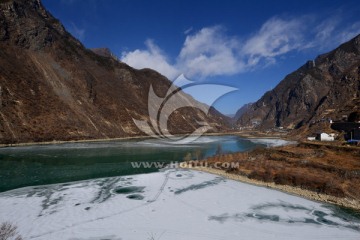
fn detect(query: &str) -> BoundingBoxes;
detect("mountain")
[91,48,119,61]
[237,35,360,132]
[233,103,253,122]
[0,0,228,144]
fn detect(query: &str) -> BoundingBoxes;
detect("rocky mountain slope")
[0,0,228,144]
[233,103,253,122]
[91,48,119,61]
[237,35,360,131]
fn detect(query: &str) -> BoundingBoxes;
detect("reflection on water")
[0,135,258,192]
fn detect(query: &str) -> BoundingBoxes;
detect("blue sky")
[43,0,360,115]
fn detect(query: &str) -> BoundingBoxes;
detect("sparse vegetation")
[190,141,360,201]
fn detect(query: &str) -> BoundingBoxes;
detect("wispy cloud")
[121,14,360,80]
[241,17,306,67]
[335,21,360,45]
[309,15,360,50]
[314,18,339,44]
[184,27,193,35]
[68,22,86,41]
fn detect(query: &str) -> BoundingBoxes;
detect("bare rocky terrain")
[237,35,360,133]
[0,0,229,144]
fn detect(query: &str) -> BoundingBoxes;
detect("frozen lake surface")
[0,169,359,240]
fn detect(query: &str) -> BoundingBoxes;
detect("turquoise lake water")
[0,135,259,192]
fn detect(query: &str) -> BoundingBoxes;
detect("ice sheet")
[0,169,358,240]
[249,138,296,147]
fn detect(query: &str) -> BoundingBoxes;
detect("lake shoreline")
[181,165,360,211]
[0,131,282,148]
[3,132,358,212]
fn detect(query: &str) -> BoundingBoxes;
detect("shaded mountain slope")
[237,35,360,131]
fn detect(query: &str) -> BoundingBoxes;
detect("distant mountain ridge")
[234,103,253,121]
[0,0,229,144]
[237,35,360,131]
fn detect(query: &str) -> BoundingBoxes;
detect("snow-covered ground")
[249,138,296,147]
[0,169,359,240]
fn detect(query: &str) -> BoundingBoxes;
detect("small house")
[316,133,335,141]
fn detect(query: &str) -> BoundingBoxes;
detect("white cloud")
[120,15,360,80]
[121,40,179,79]
[242,17,305,67]
[121,20,306,79]
[178,26,244,78]
[121,27,245,79]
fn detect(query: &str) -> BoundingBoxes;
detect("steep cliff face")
[237,35,360,130]
[0,0,228,144]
